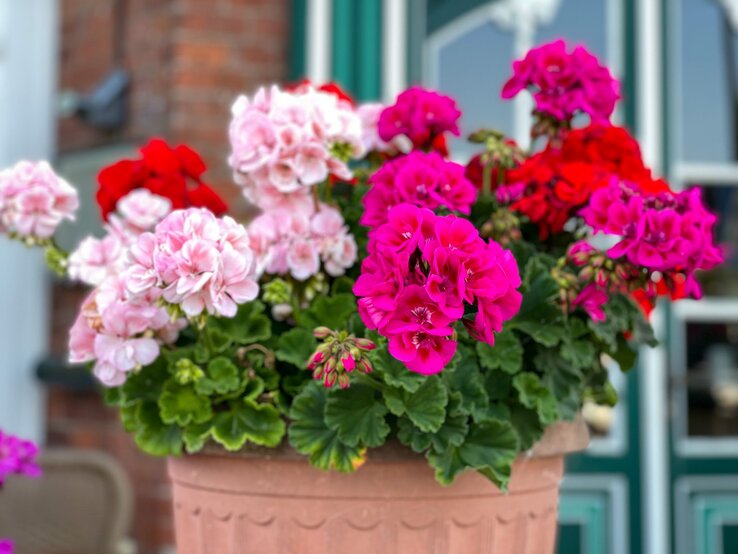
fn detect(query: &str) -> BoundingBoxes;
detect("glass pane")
[537,0,608,61]
[685,321,738,437]
[436,22,515,161]
[683,184,738,296]
[677,0,738,163]
[432,0,610,162]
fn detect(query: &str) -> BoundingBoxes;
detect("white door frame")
[0,0,59,443]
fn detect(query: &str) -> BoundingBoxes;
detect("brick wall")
[51,1,291,552]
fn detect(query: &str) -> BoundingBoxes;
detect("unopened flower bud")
[313,326,333,339]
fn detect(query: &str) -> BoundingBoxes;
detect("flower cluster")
[377,86,461,151]
[498,123,665,238]
[69,275,186,386]
[501,39,620,123]
[354,204,521,374]
[248,204,357,281]
[125,208,259,318]
[0,161,78,241]
[581,181,723,299]
[0,429,41,486]
[68,189,173,288]
[361,151,477,228]
[228,84,364,206]
[308,327,376,388]
[0,539,12,553]
[97,139,228,221]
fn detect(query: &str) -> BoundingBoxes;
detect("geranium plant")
[0,40,722,490]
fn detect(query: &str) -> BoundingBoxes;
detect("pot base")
[168,452,564,554]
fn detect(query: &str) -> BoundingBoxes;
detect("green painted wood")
[558,493,609,554]
[331,0,355,91]
[289,0,307,81]
[355,0,382,100]
[692,495,738,554]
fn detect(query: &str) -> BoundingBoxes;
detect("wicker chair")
[0,448,134,554]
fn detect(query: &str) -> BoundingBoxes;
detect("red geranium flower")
[96,138,228,221]
[502,123,668,239]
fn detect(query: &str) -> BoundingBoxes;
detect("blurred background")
[0,0,737,553]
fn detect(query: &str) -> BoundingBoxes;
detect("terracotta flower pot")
[168,418,589,554]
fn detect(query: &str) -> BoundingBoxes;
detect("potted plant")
[0,41,722,553]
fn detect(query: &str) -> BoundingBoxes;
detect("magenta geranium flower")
[581,181,724,300]
[502,39,620,123]
[361,151,477,228]
[355,204,521,374]
[0,429,41,486]
[377,86,461,151]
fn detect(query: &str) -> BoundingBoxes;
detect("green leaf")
[121,358,170,402]
[325,384,390,447]
[331,276,355,295]
[611,334,638,372]
[561,336,597,370]
[288,382,365,472]
[302,294,357,331]
[397,417,433,452]
[182,422,212,453]
[212,399,286,450]
[194,357,241,396]
[483,370,513,401]
[459,420,519,489]
[513,373,558,425]
[383,375,448,432]
[216,301,271,344]
[133,403,182,456]
[443,346,489,421]
[511,256,562,345]
[371,348,425,393]
[275,327,317,368]
[509,406,545,451]
[398,394,469,454]
[205,325,232,353]
[515,320,567,347]
[476,330,523,374]
[428,420,518,488]
[535,349,583,420]
[159,381,213,426]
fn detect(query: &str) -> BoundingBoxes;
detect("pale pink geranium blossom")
[69,275,186,387]
[116,189,172,232]
[228,84,365,209]
[0,161,78,239]
[247,203,357,281]
[124,208,259,318]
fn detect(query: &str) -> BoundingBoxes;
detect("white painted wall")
[0,0,59,443]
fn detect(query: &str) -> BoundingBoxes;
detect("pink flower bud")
[354,338,376,351]
[341,353,355,372]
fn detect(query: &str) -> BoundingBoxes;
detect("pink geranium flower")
[0,429,41,485]
[124,208,259,318]
[228,84,365,208]
[0,161,78,240]
[361,152,477,228]
[502,40,620,123]
[377,86,461,151]
[355,204,522,374]
[247,203,357,281]
[385,285,456,375]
